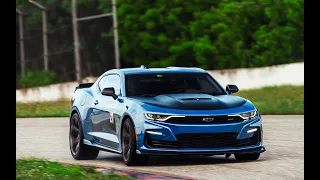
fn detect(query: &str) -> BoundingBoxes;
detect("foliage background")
[16,0,304,86]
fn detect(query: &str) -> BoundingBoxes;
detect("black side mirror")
[226,84,239,94]
[102,87,118,99]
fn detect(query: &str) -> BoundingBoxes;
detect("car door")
[88,74,121,150]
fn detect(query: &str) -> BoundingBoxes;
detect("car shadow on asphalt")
[95,154,268,166]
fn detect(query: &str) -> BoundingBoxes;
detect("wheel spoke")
[76,134,80,144]
[75,142,80,153]
[73,119,80,129]
[73,138,78,149]
[124,143,129,152]
[126,149,131,158]
[71,126,79,133]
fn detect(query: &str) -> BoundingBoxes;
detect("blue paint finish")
[70,67,265,156]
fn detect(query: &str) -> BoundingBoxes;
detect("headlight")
[238,111,257,120]
[144,113,185,121]
[144,113,171,121]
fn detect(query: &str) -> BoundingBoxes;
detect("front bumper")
[136,116,264,155]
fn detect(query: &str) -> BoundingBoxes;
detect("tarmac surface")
[16,115,304,180]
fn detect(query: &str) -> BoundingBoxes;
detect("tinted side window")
[103,75,121,95]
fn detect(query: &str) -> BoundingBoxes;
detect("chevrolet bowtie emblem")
[202,118,215,122]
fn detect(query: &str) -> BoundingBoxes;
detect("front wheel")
[121,118,149,166]
[234,153,260,161]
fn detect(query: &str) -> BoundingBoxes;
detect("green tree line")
[16,0,304,78]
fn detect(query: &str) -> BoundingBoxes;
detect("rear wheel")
[121,118,149,166]
[69,113,99,160]
[234,153,260,161]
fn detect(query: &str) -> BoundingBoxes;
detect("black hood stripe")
[130,94,246,110]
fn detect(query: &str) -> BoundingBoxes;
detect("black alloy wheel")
[121,118,149,166]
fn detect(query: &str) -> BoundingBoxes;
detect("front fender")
[70,106,81,118]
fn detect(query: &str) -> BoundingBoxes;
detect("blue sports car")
[69,66,265,166]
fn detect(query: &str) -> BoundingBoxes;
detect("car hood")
[128,94,247,110]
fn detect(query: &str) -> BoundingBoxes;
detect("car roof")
[106,66,207,75]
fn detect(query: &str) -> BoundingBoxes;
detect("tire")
[69,113,99,160]
[234,153,260,161]
[121,118,149,166]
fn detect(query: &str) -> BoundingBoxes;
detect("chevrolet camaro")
[69,66,265,166]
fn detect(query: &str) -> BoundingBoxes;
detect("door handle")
[94,100,99,105]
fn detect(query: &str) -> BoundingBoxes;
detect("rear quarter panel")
[71,88,94,124]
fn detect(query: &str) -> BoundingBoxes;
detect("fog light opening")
[247,128,258,133]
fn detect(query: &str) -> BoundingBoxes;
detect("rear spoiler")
[74,83,94,92]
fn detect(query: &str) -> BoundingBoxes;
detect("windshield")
[125,73,226,97]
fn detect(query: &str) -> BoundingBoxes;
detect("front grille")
[145,131,260,149]
[175,132,259,148]
[165,116,244,124]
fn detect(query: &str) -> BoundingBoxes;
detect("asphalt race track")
[16,115,304,180]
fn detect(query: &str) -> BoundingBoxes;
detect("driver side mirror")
[226,84,239,94]
[102,87,118,99]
